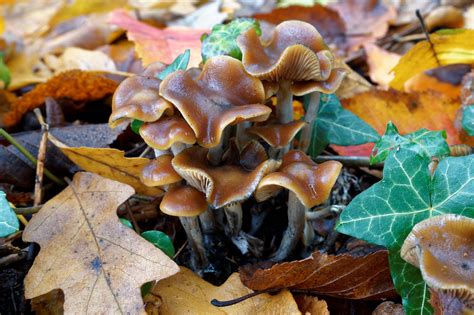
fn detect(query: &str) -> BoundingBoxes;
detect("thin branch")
[313,155,383,169]
[14,205,42,215]
[33,108,48,206]
[211,289,280,307]
[416,9,440,66]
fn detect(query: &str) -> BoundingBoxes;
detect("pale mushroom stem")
[276,81,294,124]
[199,207,217,233]
[179,216,208,267]
[224,202,243,236]
[171,143,189,155]
[153,148,170,157]
[236,121,252,148]
[270,191,306,262]
[298,92,320,153]
[303,220,315,247]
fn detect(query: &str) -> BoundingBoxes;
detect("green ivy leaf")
[130,119,143,134]
[0,53,10,89]
[119,218,133,229]
[462,106,474,136]
[0,191,19,237]
[308,94,380,156]
[156,49,190,81]
[370,121,450,165]
[141,230,175,258]
[337,150,474,314]
[201,18,261,63]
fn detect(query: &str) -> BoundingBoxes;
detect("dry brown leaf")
[23,172,179,314]
[43,47,117,73]
[335,61,372,99]
[2,70,117,127]
[364,43,401,88]
[147,267,301,315]
[294,295,329,315]
[240,250,396,300]
[48,135,163,196]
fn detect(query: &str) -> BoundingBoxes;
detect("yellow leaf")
[390,29,474,90]
[23,172,178,314]
[43,47,117,73]
[49,135,163,196]
[147,267,301,315]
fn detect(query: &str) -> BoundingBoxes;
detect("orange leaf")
[108,9,205,68]
[364,43,400,88]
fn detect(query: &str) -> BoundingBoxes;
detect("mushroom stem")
[208,127,231,165]
[153,149,170,157]
[199,207,217,233]
[298,92,320,153]
[224,202,243,236]
[302,220,315,247]
[236,121,252,148]
[270,191,306,262]
[179,216,208,268]
[276,81,294,124]
[171,142,188,155]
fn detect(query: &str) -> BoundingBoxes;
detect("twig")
[211,289,280,307]
[416,9,440,66]
[14,205,42,215]
[313,155,383,169]
[0,250,27,268]
[0,128,65,186]
[90,70,135,77]
[173,240,188,260]
[33,109,48,206]
[139,146,152,158]
[125,202,141,234]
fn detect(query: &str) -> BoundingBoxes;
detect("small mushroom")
[401,214,474,310]
[172,146,280,239]
[248,120,306,158]
[109,62,174,128]
[139,154,182,188]
[139,116,196,155]
[159,55,271,163]
[160,185,209,269]
[255,150,342,261]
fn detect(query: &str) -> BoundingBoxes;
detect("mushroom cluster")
[109,20,345,267]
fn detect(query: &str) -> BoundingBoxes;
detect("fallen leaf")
[240,250,396,300]
[23,172,179,314]
[0,190,19,237]
[2,70,117,127]
[108,9,206,68]
[334,89,473,156]
[48,135,163,196]
[168,1,227,29]
[294,295,329,315]
[390,29,474,90]
[335,61,372,99]
[7,51,53,91]
[43,47,117,73]
[372,301,404,315]
[147,267,301,314]
[364,43,401,88]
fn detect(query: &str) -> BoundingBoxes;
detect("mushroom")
[139,116,196,155]
[401,214,474,310]
[109,62,174,128]
[255,150,342,261]
[247,120,306,158]
[159,55,271,164]
[160,185,209,269]
[172,146,280,248]
[139,154,182,188]
[237,20,345,151]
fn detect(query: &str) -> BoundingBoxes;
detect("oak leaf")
[49,135,163,196]
[147,267,301,314]
[23,172,179,314]
[240,250,396,300]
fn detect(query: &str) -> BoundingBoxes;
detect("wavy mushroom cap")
[248,120,306,148]
[172,146,280,209]
[160,185,208,217]
[255,151,342,208]
[237,20,345,95]
[281,149,316,167]
[159,56,271,148]
[222,139,269,171]
[401,214,474,305]
[140,155,182,187]
[139,116,196,150]
[109,62,174,128]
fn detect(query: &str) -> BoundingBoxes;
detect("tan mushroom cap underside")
[140,155,182,187]
[160,185,208,217]
[139,116,196,150]
[237,20,345,95]
[255,151,342,208]
[109,62,174,128]
[159,56,271,148]
[248,120,306,148]
[172,146,280,209]
[401,214,474,303]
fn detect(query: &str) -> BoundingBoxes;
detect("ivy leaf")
[370,121,450,165]
[0,53,10,89]
[201,18,261,63]
[308,93,380,156]
[130,119,144,135]
[120,218,133,229]
[141,230,175,259]
[156,49,190,81]
[0,191,19,237]
[337,150,474,314]
[462,106,474,136]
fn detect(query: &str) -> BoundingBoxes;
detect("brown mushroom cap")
[109,62,174,128]
[255,151,342,208]
[248,120,306,148]
[281,149,315,167]
[139,155,182,187]
[237,20,345,95]
[401,214,474,303]
[222,138,269,171]
[160,185,208,217]
[159,56,272,148]
[172,146,280,208]
[139,116,196,150]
